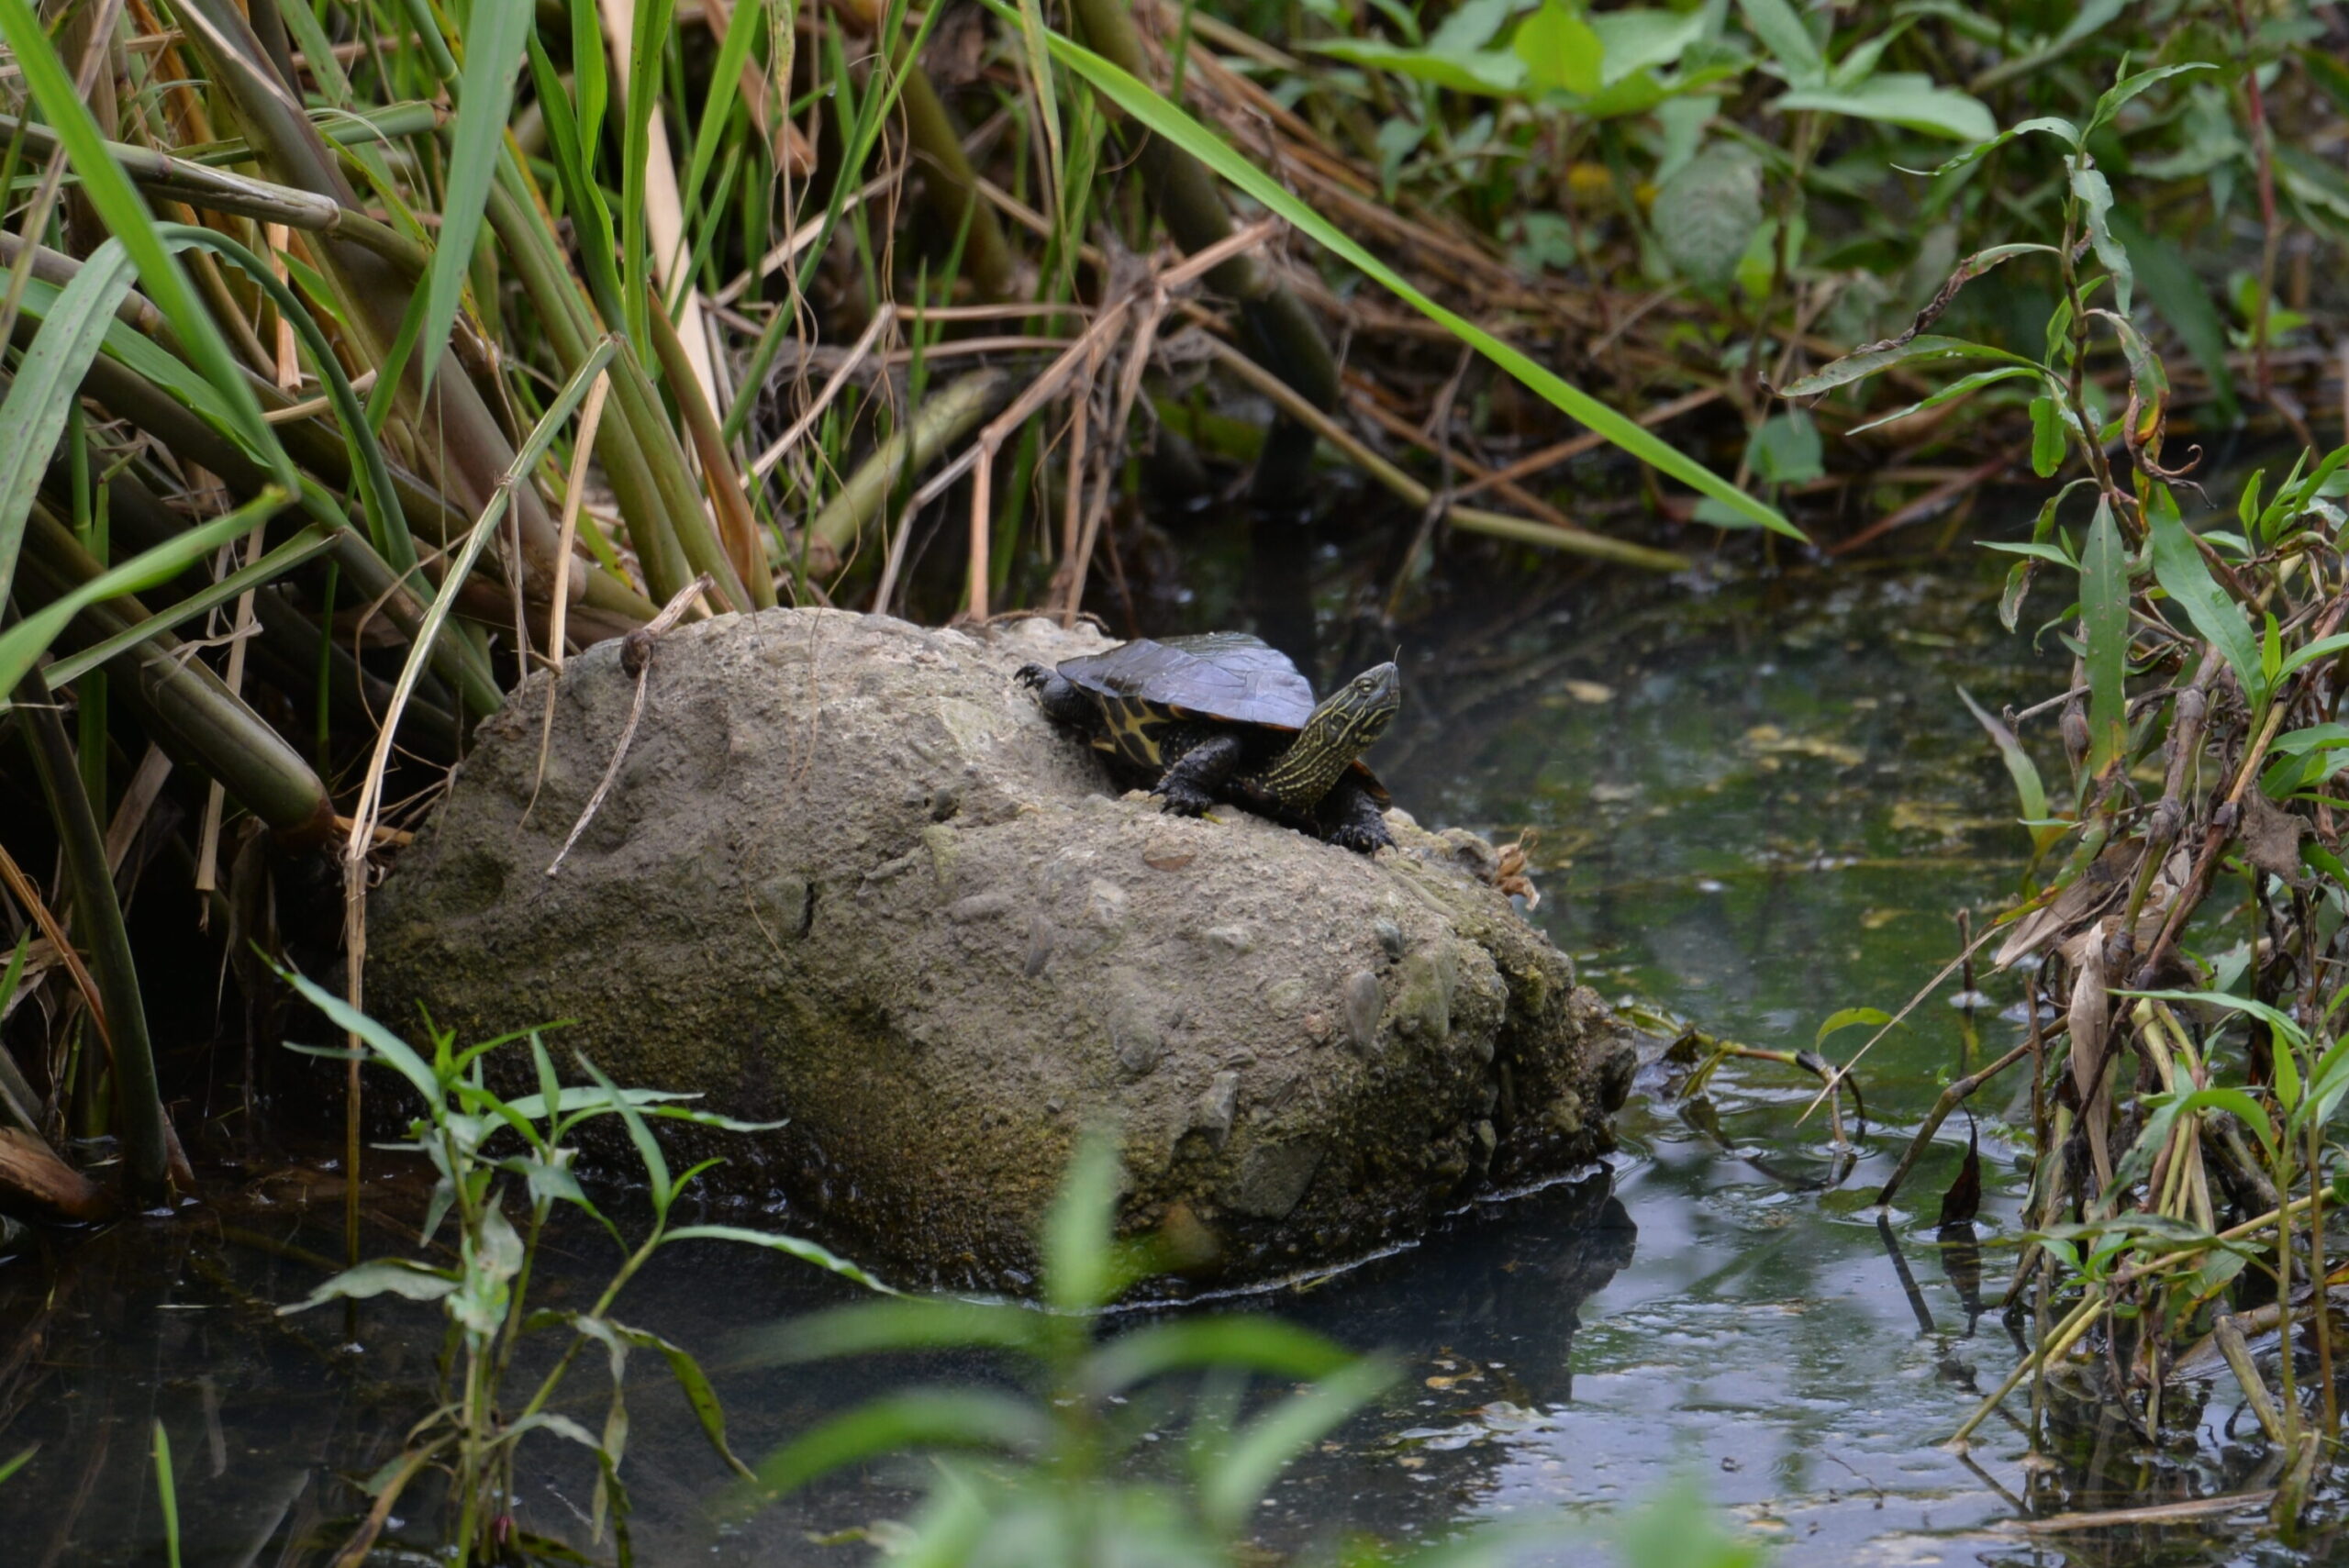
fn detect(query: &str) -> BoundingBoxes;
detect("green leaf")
[2297,1035,2349,1133]
[1017,9,1796,535]
[2276,633,2349,685]
[274,962,444,1105]
[276,1258,459,1314]
[1774,335,2038,399]
[1305,37,1527,95]
[1815,1007,1893,1047]
[1734,0,1820,84]
[1848,366,2043,437]
[1957,685,2050,829]
[577,1053,673,1212]
[662,1225,897,1293]
[2087,62,2215,137]
[1743,409,1823,484]
[2147,486,2262,707]
[1082,1317,1355,1396]
[1651,142,1764,293]
[601,1317,755,1478]
[1515,0,1603,95]
[2111,209,2237,426]
[1044,1129,1126,1312]
[2116,989,2310,1052]
[1198,1357,1395,1534]
[749,1390,1051,1497]
[0,488,293,703]
[1616,1474,1772,1568]
[1925,114,2077,179]
[2080,498,2129,774]
[2068,162,2131,315]
[401,0,530,398]
[1778,75,1996,142]
[736,1298,1040,1366]
[1979,541,2076,565]
[0,239,139,614]
[1586,8,1705,84]
[2030,394,2066,476]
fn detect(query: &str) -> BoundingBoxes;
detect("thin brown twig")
[545,575,715,878]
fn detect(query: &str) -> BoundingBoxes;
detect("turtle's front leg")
[1321,773,1395,853]
[1153,732,1243,817]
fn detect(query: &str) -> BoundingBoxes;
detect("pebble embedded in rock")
[946,890,1013,924]
[1190,1071,1241,1148]
[1342,970,1384,1053]
[1205,924,1254,955]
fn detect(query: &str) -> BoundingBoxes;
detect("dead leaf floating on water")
[1742,725,1866,768]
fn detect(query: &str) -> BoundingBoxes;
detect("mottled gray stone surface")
[367,608,1634,1287]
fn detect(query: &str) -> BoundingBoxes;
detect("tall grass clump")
[0,0,1819,1233]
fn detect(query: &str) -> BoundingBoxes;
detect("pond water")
[0,543,2323,1565]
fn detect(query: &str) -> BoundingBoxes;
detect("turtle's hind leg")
[1320,773,1395,853]
[1153,731,1243,817]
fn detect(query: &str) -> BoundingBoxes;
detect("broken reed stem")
[1192,328,1693,572]
[529,372,615,822]
[1952,1291,2104,1447]
[1059,292,1163,625]
[546,575,715,878]
[1064,0,1337,441]
[1874,1036,2034,1210]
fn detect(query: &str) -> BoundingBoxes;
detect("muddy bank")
[366,608,1633,1287]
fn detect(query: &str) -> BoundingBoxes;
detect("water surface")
[0,550,2321,1564]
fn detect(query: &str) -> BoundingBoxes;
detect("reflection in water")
[0,561,2327,1564]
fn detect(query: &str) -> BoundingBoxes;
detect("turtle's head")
[1264,662,1401,807]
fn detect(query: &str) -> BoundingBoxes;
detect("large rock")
[366,609,1634,1287]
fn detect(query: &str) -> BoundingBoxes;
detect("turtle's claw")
[1154,784,1212,818]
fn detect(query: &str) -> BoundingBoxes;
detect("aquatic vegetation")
[1790,59,2349,1522]
[736,1131,1773,1566]
[272,964,889,1565]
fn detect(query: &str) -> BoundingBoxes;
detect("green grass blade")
[42,523,339,689]
[0,0,290,485]
[151,1421,180,1568]
[155,224,417,584]
[396,0,533,398]
[528,32,625,328]
[620,0,678,350]
[1009,6,1795,537]
[347,336,618,818]
[0,239,139,612]
[679,0,763,239]
[0,487,292,701]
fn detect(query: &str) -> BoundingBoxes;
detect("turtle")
[1015,632,1401,852]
